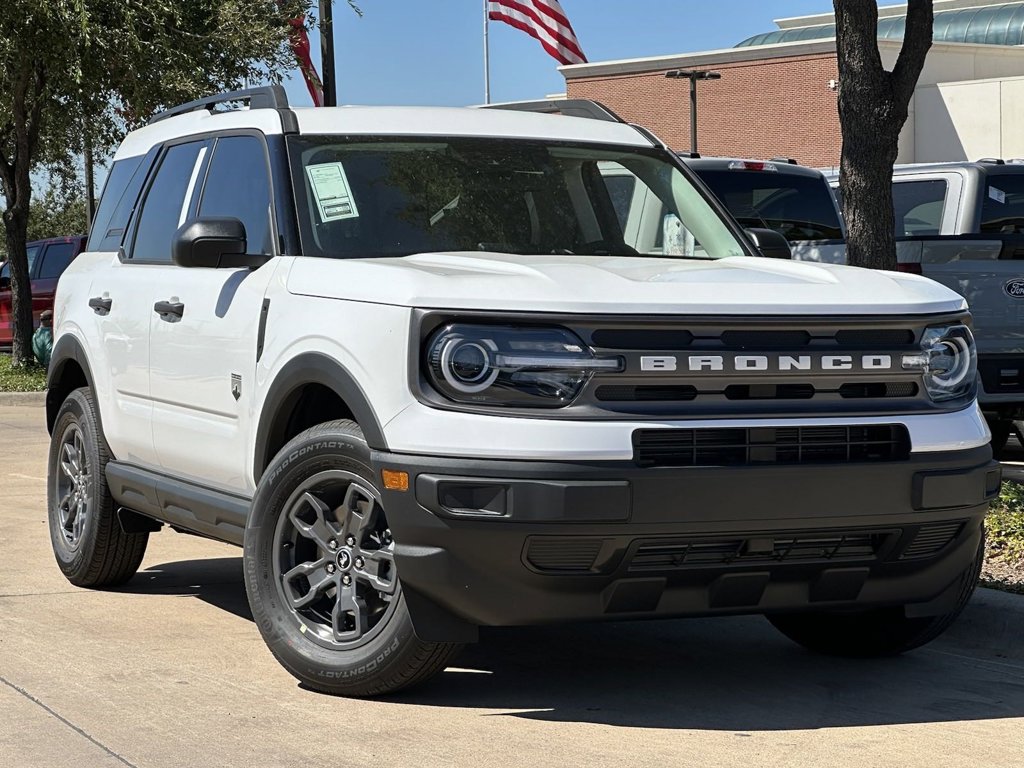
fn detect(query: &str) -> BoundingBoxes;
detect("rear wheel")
[768,532,984,657]
[47,388,148,587]
[245,420,462,696]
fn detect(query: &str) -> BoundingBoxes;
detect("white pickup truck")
[830,160,1024,451]
[45,89,997,697]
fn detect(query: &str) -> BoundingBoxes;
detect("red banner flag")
[287,15,324,107]
[487,1,587,66]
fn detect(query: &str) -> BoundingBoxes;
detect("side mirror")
[745,227,792,260]
[172,217,269,269]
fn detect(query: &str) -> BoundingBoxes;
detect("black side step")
[105,462,250,546]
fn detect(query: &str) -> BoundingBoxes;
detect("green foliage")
[0,354,47,391]
[27,186,87,242]
[988,482,1024,563]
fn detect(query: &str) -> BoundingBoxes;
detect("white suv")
[45,88,999,696]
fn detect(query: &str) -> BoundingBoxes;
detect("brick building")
[560,1,1024,169]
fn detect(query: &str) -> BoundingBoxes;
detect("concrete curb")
[0,391,46,406]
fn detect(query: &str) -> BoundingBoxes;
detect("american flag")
[487,0,588,66]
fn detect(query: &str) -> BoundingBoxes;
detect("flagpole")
[483,0,491,104]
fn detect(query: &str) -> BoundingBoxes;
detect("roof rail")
[148,85,290,125]
[481,99,625,123]
[978,157,1006,165]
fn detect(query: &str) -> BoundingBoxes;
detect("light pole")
[665,69,721,155]
[319,0,337,107]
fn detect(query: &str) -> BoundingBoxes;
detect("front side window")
[131,141,206,263]
[694,169,844,242]
[198,136,274,255]
[287,137,746,261]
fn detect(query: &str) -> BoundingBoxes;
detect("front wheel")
[244,420,462,696]
[768,532,984,657]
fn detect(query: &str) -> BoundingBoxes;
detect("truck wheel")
[47,388,149,587]
[987,418,1012,457]
[767,532,983,657]
[245,420,462,696]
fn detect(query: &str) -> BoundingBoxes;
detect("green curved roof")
[737,2,1024,47]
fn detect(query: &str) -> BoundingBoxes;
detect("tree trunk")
[1,210,34,366]
[834,0,933,270]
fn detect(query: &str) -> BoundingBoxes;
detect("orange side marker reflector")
[381,470,410,492]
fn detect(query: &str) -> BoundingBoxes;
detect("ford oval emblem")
[1005,279,1024,298]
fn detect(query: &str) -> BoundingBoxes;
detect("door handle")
[88,296,112,315]
[154,300,185,320]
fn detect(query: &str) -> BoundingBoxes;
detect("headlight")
[425,324,623,407]
[901,324,977,402]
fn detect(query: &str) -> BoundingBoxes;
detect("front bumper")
[373,446,1000,640]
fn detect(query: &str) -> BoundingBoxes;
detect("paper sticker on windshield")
[306,162,359,222]
[989,186,1007,204]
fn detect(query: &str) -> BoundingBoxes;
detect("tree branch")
[891,0,934,105]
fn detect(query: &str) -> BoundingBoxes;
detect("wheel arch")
[46,335,97,436]
[253,353,388,483]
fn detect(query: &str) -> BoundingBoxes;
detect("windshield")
[693,169,844,242]
[287,136,747,261]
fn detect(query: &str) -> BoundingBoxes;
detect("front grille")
[595,385,697,402]
[839,382,919,399]
[525,538,603,572]
[628,531,890,572]
[978,356,1024,394]
[834,329,916,346]
[632,425,911,467]
[900,521,964,559]
[724,384,815,400]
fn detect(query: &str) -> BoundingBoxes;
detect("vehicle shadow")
[117,556,253,622]
[121,556,1024,731]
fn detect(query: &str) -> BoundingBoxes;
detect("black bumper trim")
[371,446,997,637]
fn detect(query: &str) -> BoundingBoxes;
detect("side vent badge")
[231,373,242,401]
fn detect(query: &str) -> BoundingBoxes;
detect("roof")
[115,104,653,160]
[737,1,1024,47]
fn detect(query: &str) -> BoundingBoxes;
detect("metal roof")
[736,2,1024,47]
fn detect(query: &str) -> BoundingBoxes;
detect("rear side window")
[130,142,207,263]
[88,156,147,252]
[892,180,947,236]
[198,136,274,255]
[980,174,1024,234]
[38,242,77,279]
[694,169,843,242]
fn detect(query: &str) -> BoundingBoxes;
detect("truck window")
[88,155,148,252]
[198,136,274,255]
[693,170,843,242]
[892,180,947,236]
[130,142,207,263]
[980,174,1024,234]
[38,242,77,280]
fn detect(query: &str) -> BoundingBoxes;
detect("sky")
[281,0,841,107]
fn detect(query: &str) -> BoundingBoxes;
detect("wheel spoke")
[289,492,339,549]
[359,546,397,594]
[341,482,380,542]
[332,582,368,642]
[72,499,86,540]
[282,557,333,609]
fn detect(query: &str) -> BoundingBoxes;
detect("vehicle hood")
[285,252,967,316]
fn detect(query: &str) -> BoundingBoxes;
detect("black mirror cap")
[172,217,269,269]
[745,227,793,260]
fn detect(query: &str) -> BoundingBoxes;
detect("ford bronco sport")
[46,88,999,697]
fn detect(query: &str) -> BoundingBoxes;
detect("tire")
[767,531,984,657]
[47,387,149,587]
[987,418,1012,458]
[244,420,462,697]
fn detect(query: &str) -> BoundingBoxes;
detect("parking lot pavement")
[3,402,1024,768]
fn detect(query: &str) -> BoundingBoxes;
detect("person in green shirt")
[32,309,53,368]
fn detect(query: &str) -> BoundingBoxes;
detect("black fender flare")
[46,334,99,435]
[253,352,388,482]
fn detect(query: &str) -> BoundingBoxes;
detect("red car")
[0,235,86,349]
